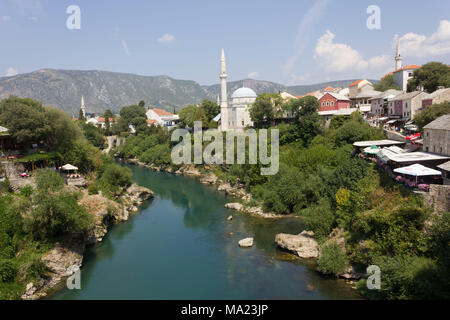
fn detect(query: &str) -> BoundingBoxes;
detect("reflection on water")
[49,165,362,300]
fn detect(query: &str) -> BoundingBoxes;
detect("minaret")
[80,96,86,118]
[395,39,403,70]
[220,48,229,131]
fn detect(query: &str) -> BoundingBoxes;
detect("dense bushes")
[100,164,132,192]
[318,242,348,276]
[0,259,16,283]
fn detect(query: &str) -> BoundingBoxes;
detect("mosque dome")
[231,87,257,99]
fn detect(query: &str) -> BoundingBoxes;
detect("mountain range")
[0,69,377,115]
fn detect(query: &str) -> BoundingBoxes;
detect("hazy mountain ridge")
[0,69,377,115]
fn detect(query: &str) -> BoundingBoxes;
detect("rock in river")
[275,231,319,258]
[239,237,254,247]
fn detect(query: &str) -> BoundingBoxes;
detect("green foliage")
[372,255,449,300]
[318,242,348,276]
[330,112,385,147]
[19,185,34,198]
[139,144,172,166]
[82,123,105,148]
[118,104,147,132]
[0,97,82,152]
[199,99,220,122]
[100,164,133,192]
[407,62,450,93]
[300,199,335,240]
[178,105,208,128]
[0,96,50,145]
[414,101,450,131]
[23,191,93,240]
[428,211,450,268]
[35,169,64,193]
[249,93,282,127]
[64,138,103,173]
[374,74,401,92]
[0,259,16,283]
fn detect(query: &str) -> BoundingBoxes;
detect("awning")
[61,164,79,171]
[363,146,380,155]
[394,164,442,177]
[386,120,397,124]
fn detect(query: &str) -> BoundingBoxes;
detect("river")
[50,165,362,300]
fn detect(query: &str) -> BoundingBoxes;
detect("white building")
[370,89,402,116]
[217,49,255,131]
[145,108,179,128]
[392,40,420,91]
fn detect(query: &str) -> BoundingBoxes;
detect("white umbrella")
[394,163,441,185]
[393,164,441,177]
[61,164,78,171]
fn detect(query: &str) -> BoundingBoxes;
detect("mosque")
[215,49,256,131]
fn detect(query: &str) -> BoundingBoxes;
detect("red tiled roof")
[403,64,420,70]
[393,64,420,73]
[323,86,334,91]
[349,80,364,87]
[147,119,158,125]
[98,117,118,123]
[152,108,174,116]
[296,95,304,99]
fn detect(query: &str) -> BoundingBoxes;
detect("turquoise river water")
[50,165,362,300]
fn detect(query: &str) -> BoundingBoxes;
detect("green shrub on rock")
[318,242,348,276]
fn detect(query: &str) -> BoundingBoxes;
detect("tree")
[374,74,401,91]
[78,109,86,122]
[414,101,450,131]
[0,96,51,145]
[407,62,450,93]
[199,99,220,122]
[0,97,82,152]
[178,105,208,128]
[249,93,282,127]
[138,100,145,108]
[118,104,147,132]
[45,107,82,152]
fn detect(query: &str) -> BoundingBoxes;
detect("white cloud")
[314,30,390,73]
[121,40,130,56]
[157,33,175,43]
[6,67,18,77]
[247,72,260,78]
[399,20,450,57]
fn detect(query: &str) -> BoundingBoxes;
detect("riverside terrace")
[353,140,450,191]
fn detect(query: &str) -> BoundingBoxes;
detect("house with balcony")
[146,108,179,128]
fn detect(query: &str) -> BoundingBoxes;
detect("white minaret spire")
[395,39,403,70]
[80,96,86,118]
[220,48,229,131]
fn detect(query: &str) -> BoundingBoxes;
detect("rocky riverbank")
[21,183,153,300]
[120,158,292,219]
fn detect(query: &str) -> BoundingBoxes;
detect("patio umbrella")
[61,164,78,171]
[363,146,380,155]
[393,163,441,185]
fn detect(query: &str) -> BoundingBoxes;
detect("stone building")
[217,49,255,131]
[423,114,450,156]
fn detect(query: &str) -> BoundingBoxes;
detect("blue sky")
[1,0,449,85]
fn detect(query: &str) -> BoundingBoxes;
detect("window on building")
[242,121,244,126]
